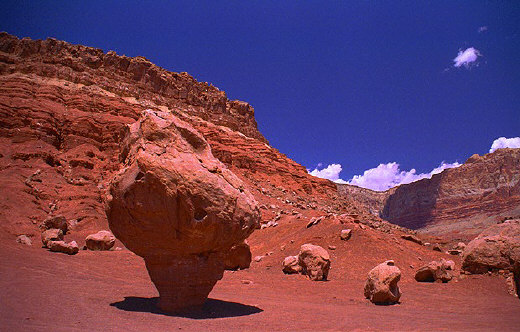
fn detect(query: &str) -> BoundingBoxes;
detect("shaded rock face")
[85,230,116,251]
[298,244,330,281]
[462,219,520,274]
[105,110,260,313]
[364,260,401,304]
[223,241,252,271]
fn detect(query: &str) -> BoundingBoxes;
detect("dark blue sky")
[2,1,519,182]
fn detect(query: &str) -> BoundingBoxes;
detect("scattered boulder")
[85,230,116,251]
[441,258,455,271]
[16,235,32,246]
[415,260,453,283]
[306,216,323,228]
[298,244,330,281]
[223,241,252,270]
[47,240,79,255]
[41,228,64,247]
[401,234,422,245]
[328,245,336,250]
[40,215,68,234]
[364,260,402,304]
[105,110,260,313]
[462,219,520,274]
[254,255,264,262]
[340,229,352,241]
[282,255,302,274]
[432,244,442,252]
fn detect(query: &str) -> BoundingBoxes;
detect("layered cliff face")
[380,149,520,240]
[0,33,366,239]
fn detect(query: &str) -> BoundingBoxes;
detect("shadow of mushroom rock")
[110,297,263,319]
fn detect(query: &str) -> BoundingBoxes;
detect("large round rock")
[105,110,260,313]
[298,244,330,281]
[364,260,402,304]
[462,219,520,274]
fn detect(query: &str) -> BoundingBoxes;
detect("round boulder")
[282,255,302,274]
[298,244,330,281]
[223,241,252,270]
[364,260,402,304]
[85,230,116,251]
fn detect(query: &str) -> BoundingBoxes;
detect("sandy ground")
[2,238,520,332]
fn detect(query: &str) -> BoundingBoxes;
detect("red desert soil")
[2,221,520,332]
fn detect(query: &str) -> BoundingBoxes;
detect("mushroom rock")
[105,109,260,313]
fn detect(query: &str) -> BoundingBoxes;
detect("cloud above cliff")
[309,161,460,191]
[453,47,481,68]
[489,137,520,153]
[308,163,347,184]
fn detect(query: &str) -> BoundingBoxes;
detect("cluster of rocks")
[282,244,330,281]
[39,215,79,255]
[17,214,116,255]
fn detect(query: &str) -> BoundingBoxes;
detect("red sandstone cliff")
[341,149,520,240]
[0,33,366,239]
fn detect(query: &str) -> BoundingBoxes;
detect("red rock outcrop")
[105,109,260,312]
[0,32,369,242]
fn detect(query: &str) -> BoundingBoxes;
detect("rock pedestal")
[145,254,225,312]
[105,110,260,313]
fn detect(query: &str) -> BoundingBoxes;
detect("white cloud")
[309,163,346,183]
[309,161,460,191]
[347,162,461,191]
[489,137,520,153]
[478,26,488,33]
[453,47,482,68]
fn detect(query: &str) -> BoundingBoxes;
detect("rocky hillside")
[339,148,520,241]
[0,33,369,239]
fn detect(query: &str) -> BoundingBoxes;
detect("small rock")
[364,260,402,304]
[298,244,330,281]
[340,229,352,241]
[432,244,442,252]
[16,235,32,246]
[254,255,264,262]
[85,230,116,251]
[224,241,252,270]
[448,249,462,255]
[241,280,253,285]
[328,245,336,250]
[401,234,423,245]
[47,240,79,255]
[415,260,453,283]
[41,228,64,248]
[282,255,302,274]
[306,216,323,228]
[41,215,68,234]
